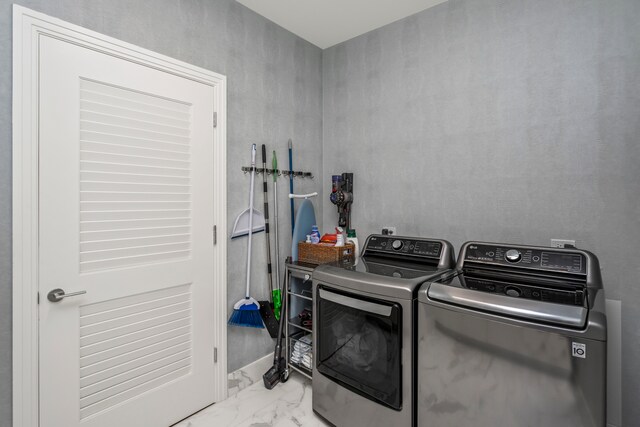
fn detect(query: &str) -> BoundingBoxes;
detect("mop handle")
[272,152,280,291]
[261,144,273,295]
[288,139,294,235]
[245,144,256,298]
[288,192,318,199]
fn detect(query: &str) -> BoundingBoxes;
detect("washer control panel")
[464,244,586,274]
[365,235,442,259]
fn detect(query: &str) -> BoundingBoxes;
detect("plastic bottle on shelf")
[347,229,360,257]
[310,225,320,244]
[335,227,345,247]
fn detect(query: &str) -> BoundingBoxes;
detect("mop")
[272,151,282,320]
[260,145,274,301]
[288,139,294,235]
[229,144,264,328]
[258,145,280,337]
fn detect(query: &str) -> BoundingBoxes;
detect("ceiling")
[235,0,449,49]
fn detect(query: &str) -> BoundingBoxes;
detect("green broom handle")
[272,152,282,318]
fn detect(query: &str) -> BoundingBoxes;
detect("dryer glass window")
[316,285,402,410]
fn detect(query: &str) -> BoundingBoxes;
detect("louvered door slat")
[80,225,191,240]
[81,131,191,153]
[80,323,191,360]
[82,79,191,113]
[79,285,193,419]
[79,78,192,273]
[80,100,191,128]
[80,361,191,419]
[80,347,191,398]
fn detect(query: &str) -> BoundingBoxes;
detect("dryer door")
[316,285,402,410]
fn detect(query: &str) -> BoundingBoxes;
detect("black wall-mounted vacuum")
[330,173,353,231]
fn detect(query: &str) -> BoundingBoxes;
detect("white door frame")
[12,6,228,426]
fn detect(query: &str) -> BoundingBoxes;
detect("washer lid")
[314,257,452,300]
[425,281,588,328]
[352,256,442,279]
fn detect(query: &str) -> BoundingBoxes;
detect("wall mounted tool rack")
[241,166,314,179]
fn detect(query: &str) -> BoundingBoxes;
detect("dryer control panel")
[464,244,586,274]
[364,235,442,259]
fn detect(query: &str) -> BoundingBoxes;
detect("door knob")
[47,288,87,303]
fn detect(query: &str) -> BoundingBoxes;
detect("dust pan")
[231,207,265,239]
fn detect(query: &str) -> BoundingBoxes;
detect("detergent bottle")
[347,229,360,257]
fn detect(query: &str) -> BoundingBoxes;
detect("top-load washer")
[312,234,455,427]
[417,242,607,427]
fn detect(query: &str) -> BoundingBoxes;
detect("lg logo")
[572,342,586,359]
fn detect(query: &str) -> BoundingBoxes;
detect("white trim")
[227,354,273,398]
[12,6,228,426]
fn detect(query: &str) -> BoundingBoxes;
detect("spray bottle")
[335,227,345,247]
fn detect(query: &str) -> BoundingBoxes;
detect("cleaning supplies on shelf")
[310,225,320,244]
[298,307,313,328]
[335,227,345,247]
[347,229,360,257]
[297,241,355,265]
[290,334,313,370]
[320,233,337,244]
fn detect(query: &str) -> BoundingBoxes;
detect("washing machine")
[312,234,456,427]
[417,241,607,427]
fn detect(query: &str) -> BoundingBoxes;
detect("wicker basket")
[297,242,355,265]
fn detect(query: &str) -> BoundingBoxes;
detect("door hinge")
[214,347,218,363]
[213,225,217,245]
[213,112,217,128]
[37,292,40,304]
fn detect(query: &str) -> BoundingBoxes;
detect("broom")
[229,144,264,328]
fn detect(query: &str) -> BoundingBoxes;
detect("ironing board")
[291,199,316,261]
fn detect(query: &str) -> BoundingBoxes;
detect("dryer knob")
[505,286,522,297]
[392,240,404,250]
[505,249,522,263]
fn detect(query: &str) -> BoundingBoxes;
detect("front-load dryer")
[312,234,455,427]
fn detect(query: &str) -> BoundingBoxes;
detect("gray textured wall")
[0,0,322,424]
[3,0,639,425]
[322,0,640,424]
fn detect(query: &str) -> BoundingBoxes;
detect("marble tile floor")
[174,372,330,427]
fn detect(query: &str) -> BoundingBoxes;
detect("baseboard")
[227,354,273,397]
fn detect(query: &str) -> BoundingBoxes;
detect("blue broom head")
[228,298,264,328]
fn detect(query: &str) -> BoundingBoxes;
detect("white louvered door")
[38,35,218,427]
